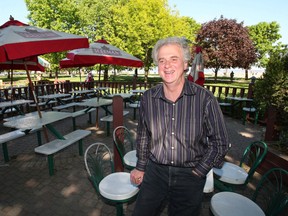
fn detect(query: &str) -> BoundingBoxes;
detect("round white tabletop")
[213,161,248,184]
[210,192,265,216]
[124,150,137,167]
[99,172,139,200]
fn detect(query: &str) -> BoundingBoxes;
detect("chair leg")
[106,122,110,136]
[133,108,136,120]
[242,110,247,125]
[116,203,124,216]
[2,142,9,162]
[78,139,83,156]
[254,111,259,125]
[214,179,233,192]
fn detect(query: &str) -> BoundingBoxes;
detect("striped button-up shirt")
[136,80,229,176]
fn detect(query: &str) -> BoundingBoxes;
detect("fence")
[0,80,249,101]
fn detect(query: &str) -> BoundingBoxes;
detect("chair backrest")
[113,126,135,164]
[252,167,288,216]
[239,141,268,184]
[84,142,114,194]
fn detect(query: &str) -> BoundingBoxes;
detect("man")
[130,37,229,216]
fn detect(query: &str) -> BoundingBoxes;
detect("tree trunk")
[144,70,149,83]
[104,67,109,81]
[245,69,249,80]
[214,68,219,81]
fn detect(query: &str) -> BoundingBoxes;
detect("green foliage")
[24,0,200,82]
[196,16,257,80]
[248,22,283,67]
[25,0,85,76]
[253,49,288,128]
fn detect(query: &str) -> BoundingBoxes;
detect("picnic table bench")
[0,129,26,162]
[100,110,129,136]
[34,129,91,176]
[52,102,79,112]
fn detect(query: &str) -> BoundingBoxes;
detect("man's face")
[157,44,188,85]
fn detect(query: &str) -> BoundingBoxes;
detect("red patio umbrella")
[65,39,143,68]
[60,58,95,69]
[0,16,89,117]
[188,46,205,86]
[64,39,143,81]
[59,58,95,82]
[0,56,45,72]
[0,16,89,63]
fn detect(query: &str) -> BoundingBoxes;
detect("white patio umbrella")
[0,16,89,117]
[188,46,205,86]
[64,39,143,82]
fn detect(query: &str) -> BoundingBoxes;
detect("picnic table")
[38,93,71,106]
[76,98,113,128]
[0,99,34,115]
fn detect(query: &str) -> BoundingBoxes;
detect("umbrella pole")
[10,63,13,102]
[24,63,49,142]
[98,64,102,82]
[79,67,81,82]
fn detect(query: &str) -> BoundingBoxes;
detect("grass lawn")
[0,72,250,89]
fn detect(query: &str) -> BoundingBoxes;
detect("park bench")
[34,129,91,176]
[0,129,26,162]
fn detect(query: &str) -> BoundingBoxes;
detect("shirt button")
[171,161,174,164]
[172,117,175,121]
[171,146,175,150]
[172,132,174,135]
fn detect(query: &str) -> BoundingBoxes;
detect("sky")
[0,0,287,44]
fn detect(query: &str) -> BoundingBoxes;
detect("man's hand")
[130,169,145,185]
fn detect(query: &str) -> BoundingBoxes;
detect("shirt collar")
[152,79,196,99]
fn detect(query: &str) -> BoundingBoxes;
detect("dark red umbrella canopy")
[0,16,89,63]
[65,39,143,68]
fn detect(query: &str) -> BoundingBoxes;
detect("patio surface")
[0,104,265,216]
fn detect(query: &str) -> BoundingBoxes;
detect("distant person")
[85,72,94,82]
[130,36,229,216]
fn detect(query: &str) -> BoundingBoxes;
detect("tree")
[196,16,257,80]
[93,0,200,80]
[24,0,200,81]
[248,21,283,67]
[79,0,200,82]
[253,48,288,142]
[25,0,86,78]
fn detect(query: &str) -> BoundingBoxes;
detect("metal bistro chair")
[210,167,288,216]
[213,141,268,191]
[113,126,136,170]
[84,142,139,216]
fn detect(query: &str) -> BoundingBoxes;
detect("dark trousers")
[132,160,206,216]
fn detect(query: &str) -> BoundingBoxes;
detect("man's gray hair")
[152,37,191,65]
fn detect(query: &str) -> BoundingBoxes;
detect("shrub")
[254,50,288,142]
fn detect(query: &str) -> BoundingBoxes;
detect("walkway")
[0,106,265,216]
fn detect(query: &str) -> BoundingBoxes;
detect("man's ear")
[184,62,189,71]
